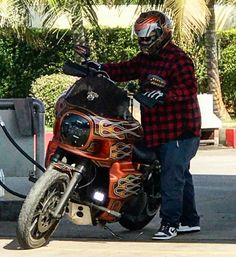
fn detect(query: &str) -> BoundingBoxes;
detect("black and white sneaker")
[177,224,200,233]
[152,224,177,240]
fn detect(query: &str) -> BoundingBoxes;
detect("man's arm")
[102,54,141,82]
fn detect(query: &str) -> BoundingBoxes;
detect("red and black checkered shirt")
[103,42,201,147]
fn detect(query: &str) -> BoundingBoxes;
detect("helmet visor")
[135,22,162,38]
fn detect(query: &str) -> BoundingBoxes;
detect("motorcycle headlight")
[60,114,90,147]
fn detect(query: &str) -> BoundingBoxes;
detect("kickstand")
[134,231,144,240]
[104,225,144,240]
[104,225,123,239]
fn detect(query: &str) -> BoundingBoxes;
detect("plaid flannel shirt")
[103,42,201,147]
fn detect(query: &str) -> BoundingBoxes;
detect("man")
[100,10,201,240]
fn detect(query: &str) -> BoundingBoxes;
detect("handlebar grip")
[63,60,88,77]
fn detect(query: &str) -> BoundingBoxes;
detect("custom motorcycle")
[16,45,161,249]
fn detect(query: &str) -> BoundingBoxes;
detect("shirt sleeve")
[102,54,141,82]
[165,54,198,102]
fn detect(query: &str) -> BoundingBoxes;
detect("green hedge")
[0,28,138,98]
[87,27,139,62]
[0,27,236,122]
[31,74,76,127]
[0,29,74,97]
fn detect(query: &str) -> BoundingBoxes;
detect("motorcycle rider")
[93,10,201,240]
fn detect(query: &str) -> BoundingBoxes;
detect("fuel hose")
[0,116,46,198]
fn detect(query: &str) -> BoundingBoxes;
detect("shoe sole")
[177,228,200,233]
[152,234,177,240]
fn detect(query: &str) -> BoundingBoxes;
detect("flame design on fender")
[110,142,132,160]
[92,116,142,140]
[113,174,142,198]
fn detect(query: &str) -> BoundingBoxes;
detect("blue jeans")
[156,137,200,227]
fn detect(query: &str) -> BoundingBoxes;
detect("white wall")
[30,5,149,29]
[93,5,144,28]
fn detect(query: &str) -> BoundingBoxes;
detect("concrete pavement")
[1,146,236,256]
[191,146,236,175]
[1,240,236,257]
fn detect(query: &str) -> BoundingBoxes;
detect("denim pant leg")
[156,137,200,227]
[180,167,200,226]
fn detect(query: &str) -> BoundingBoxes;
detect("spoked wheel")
[119,169,161,231]
[17,168,69,249]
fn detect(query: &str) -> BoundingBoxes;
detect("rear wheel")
[119,169,161,230]
[119,194,161,231]
[17,168,69,249]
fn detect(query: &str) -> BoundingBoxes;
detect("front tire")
[17,168,69,249]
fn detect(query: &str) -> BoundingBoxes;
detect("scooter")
[16,44,161,249]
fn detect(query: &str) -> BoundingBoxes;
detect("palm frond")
[0,0,100,45]
[217,0,236,4]
[163,0,210,44]
[0,0,24,27]
[136,0,164,5]
[215,4,236,31]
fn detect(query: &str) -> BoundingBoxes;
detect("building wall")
[53,5,149,29]
[94,5,145,28]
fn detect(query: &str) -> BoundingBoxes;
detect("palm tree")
[0,0,98,43]
[205,0,236,120]
[205,0,231,120]
[0,0,101,66]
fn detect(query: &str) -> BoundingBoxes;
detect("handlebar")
[63,59,115,87]
[63,60,111,79]
[63,60,91,77]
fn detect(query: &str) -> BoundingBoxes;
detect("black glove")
[134,90,165,108]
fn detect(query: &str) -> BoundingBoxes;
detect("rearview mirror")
[74,43,90,60]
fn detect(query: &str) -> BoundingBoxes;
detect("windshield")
[62,77,130,119]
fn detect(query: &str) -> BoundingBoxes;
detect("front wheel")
[16,168,69,249]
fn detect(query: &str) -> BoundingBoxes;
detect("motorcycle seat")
[132,144,158,164]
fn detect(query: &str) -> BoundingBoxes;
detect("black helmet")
[134,11,173,55]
